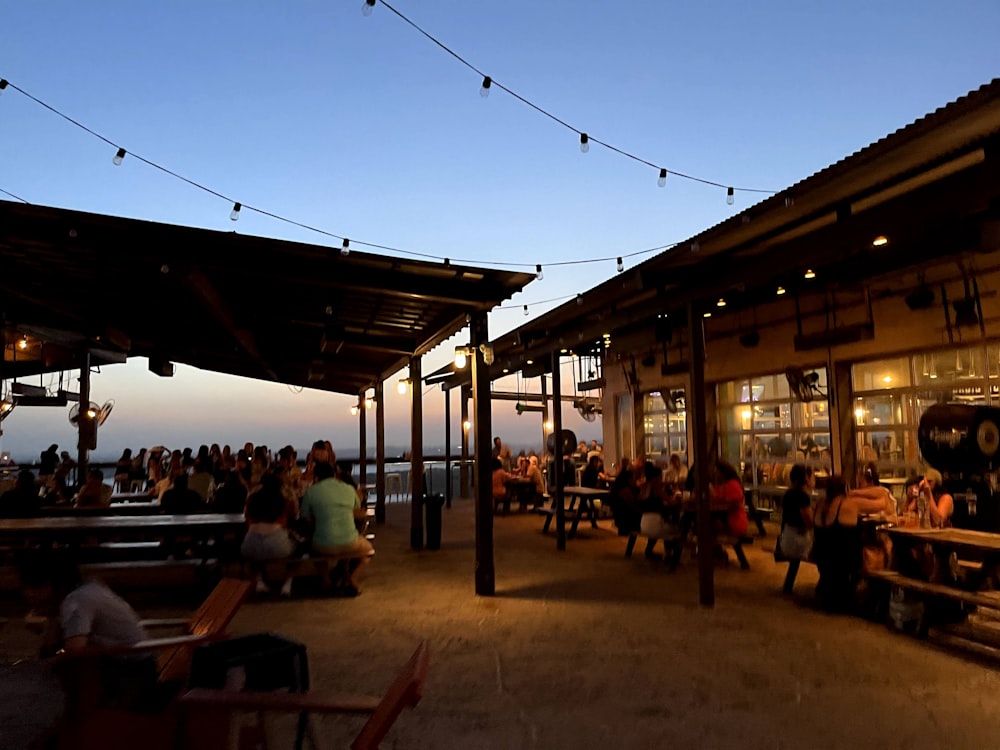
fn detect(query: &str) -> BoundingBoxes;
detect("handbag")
[640,512,665,538]
[778,525,812,561]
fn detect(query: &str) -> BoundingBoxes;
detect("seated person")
[921,468,954,528]
[580,455,603,489]
[212,470,248,513]
[491,458,512,509]
[0,469,41,518]
[43,475,75,507]
[75,468,112,508]
[19,552,160,711]
[300,459,373,596]
[662,453,688,494]
[160,473,204,515]
[637,461,682,561]
[242,476,296,596]
[525,455,545,505]
[609,456,643,535]
[851,462,896,520]
[187,458,216,503]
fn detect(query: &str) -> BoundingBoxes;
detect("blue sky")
[2,1,998,461]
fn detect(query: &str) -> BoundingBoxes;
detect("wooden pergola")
[0,201,533,594]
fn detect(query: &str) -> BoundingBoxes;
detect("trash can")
[425,493,445,550]
[189,632,309,692]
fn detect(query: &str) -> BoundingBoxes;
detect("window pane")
[852,357,911,391]
[914,347,986,387]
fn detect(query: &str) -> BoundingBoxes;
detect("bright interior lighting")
[882,375,892,384]
[872,235,889,247]
[855,408,864,419]
[741,409,753,420]
[804,269,816,279]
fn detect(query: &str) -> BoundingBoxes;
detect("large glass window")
[717,370,831,487]
[852,346,990,479]
[642,390,687,465]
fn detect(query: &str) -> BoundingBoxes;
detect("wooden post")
[460,384,471,497]
[359,387,368,491]
[687,303,715,607]
[552,351,566,551]
[77,351,91,481]
[375,379,386,524]
[444,384,452,509]
[540,375,550,456]
[470,313,495,595]
[409,356,424,550]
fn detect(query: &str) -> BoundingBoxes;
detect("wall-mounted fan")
[785,367,825,403]
[97,400,115,426]
[546,429,578,457]
[69,401,99,426]
[661,390,686,414]
[574,397,602,422]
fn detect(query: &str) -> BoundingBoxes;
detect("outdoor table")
[39,502,163,517]
[539,486,608,538]
[0,513,245,562]
[887,526,1000,583]
[501,477,536,514]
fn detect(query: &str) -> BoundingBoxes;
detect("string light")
[616,257,623,273]
[341,238,351,256]
[0,77,705,274]
[523,304,529,316]
[0,79,7,95]
[480,76,491,98]
[727,187,734,205]
[658,169,667,188]
[113,147,126,166]
[535,264,543,280]
[370,1,775,199]
[362,0,376,16]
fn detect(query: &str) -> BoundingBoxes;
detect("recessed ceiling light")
[872,235,889,247]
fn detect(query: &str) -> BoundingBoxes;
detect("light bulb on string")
[727,187,735,205]
[523,305,529,316]
[113,147,126,166]
[616,257,623,273]
[230,202,241,221]
[535,264,543,280]
[658,168,667,188]
[0,79,7,95]
[362,0,375,16]
[341,238,350,256]
[579,133,589,153]
[480,76,491,98]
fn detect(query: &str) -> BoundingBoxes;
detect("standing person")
[492,437,503,461]
[300,459,372,596]
[114,449,133,493]
[712,461,748,538]
[38,444,59,486]
[778,464,814,594]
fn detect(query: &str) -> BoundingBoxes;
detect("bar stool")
[385,473,403,499]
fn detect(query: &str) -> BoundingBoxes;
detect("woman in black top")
[779,464,814,594]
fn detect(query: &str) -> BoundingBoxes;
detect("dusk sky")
[2,1,998,462]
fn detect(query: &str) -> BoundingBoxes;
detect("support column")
[687,302,715,607]
[375,379,386,523]
[409,356,424,550]
[470,314,495,595]
[552,351,566,551]
[359,387,369,492]
[460,384,471,497]
[540,375,550,453]
[832,358,854,480]
[444,385,452,509]
[77,352,91,481]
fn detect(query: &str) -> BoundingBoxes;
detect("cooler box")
[189,633,309,692]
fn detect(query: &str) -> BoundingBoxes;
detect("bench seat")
[624,529,753,570]
[867,570,1000,609]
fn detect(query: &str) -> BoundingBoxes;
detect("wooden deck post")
[470,312,495,595]
[687,302,715,607]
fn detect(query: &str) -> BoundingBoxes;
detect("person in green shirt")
[300,459,372,595]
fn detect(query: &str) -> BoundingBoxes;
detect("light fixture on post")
[17,335,28,350]
[350,404,359,416]
[463,419,472,432]
[364,396,373,410]
[454,346,471,369]
[397,378,410,395]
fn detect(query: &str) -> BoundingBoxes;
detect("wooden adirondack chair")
[176,640,430,750]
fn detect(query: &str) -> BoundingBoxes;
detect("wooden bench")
[867,570,1000,610]
[624,530,752,569]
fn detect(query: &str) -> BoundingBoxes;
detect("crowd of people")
[2,439,374,598]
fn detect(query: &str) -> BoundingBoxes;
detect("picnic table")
[498,477,537,515]
[538,486,609,538]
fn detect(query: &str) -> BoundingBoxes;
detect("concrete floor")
[4,499,1000,749]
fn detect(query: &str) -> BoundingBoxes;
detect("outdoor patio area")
[4,499,1000,749]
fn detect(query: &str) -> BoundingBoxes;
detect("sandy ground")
[4,500,1000,749]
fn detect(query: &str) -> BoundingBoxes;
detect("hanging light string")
[372,1,775,197]
[0,187,29,203]
[0,77,680,270]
